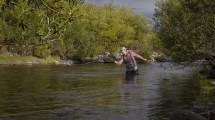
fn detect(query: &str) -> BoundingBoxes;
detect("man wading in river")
[115,47,148,75]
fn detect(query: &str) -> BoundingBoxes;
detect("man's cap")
[120,47,126,51]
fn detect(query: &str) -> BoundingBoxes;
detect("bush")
[33,45,51,58]
[0,1,155,59]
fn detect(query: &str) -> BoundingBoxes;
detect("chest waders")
[124,51,138,75]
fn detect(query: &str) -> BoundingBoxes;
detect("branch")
[40,1,59,13]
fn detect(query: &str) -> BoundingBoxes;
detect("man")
[115,47,148,75]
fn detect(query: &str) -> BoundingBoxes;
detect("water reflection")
[124,74,137,84]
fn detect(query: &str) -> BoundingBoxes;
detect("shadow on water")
[0,63,201,120]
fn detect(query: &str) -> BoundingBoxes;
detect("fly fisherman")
[115,47,149,75]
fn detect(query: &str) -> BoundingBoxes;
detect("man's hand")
[143,58,148,61]
[114,61,120,65]
[143,58,150,63]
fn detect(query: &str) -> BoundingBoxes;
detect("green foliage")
[64,4,154,58]
[0,1,154,59]
[154,0,215,62]
[197,79,215,103]
[140,51,151,60]
[33,45,51,58]
[0,0,81,58]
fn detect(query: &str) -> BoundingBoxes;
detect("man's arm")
[132,52,148,62]
[115,58,123,65]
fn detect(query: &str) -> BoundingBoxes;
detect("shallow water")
[0,62,200,120]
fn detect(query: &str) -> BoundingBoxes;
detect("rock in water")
[169,109,207,120]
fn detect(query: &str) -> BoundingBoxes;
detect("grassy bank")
[0,55,60,65]
[192,78,215,119]
[197,78,215,103]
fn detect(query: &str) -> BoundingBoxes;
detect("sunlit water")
[0,62,201,120]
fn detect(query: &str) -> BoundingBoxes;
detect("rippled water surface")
[0,63,201,120]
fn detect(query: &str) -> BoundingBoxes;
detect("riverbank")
[0,54,115,65]
[169,78,215,120]
[0,55,60,65]
[0,51,164,65]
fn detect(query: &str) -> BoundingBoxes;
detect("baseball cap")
[120,47,126,51]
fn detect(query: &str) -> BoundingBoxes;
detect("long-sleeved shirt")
[118,51,143,65]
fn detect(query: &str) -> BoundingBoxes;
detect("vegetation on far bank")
[0,54,59,65]
[0,0,155,61]
[197,78,215,103]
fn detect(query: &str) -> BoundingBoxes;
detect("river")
[0,62,201,120]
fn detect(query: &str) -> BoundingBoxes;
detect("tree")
[64,4,154,59]
[0,1,154,60]
[0,0,83,57]
[154,0,215,62]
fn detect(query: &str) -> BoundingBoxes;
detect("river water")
[0,62,201,120]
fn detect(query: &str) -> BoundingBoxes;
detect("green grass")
[196,78,215,103]
[0,55,60,65]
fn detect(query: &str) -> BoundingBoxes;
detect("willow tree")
[63,4,154,59]
[154,0,215,62]
[154,0,215,77]
[0,0,83,57]
[0,1,154,59]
